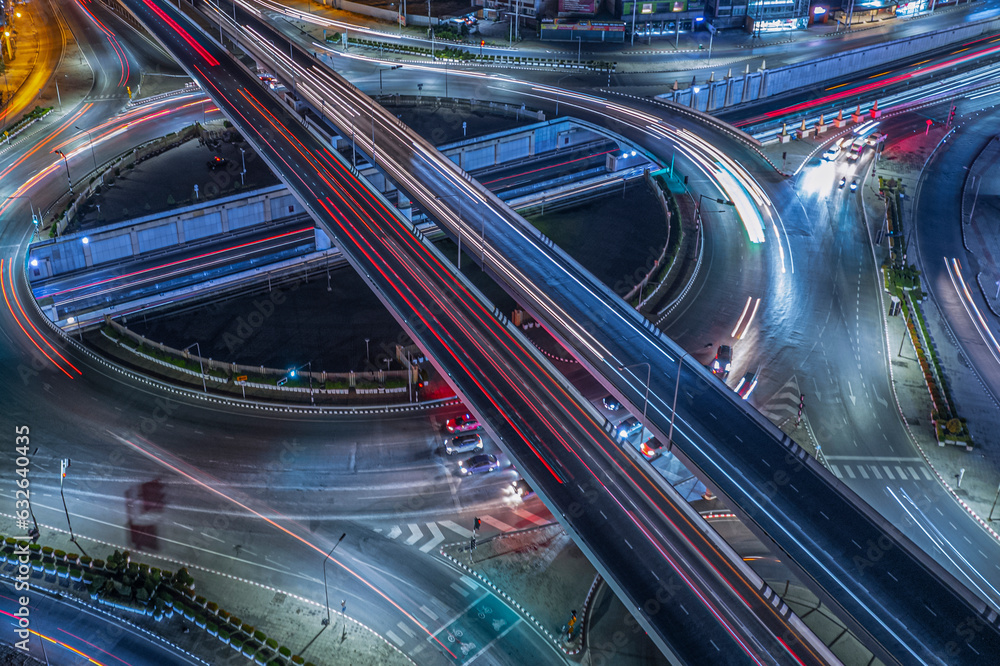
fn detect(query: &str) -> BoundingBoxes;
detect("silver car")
[445,433,483,455]
[458,454,499,476]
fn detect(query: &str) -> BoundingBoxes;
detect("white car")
[822,145,841,161]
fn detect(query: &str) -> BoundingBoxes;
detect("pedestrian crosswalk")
[376,506,553,552]
[827,457,934,483]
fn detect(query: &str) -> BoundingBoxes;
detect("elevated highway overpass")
[118,1,1000,663]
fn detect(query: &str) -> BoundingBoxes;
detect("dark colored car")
[444,433,483,455]
[711,345,732,378]
[602,395,622,411]
[458,454,499,476]
[512,478,535,498]
[445,413,480,433]
[616,417,643,439]
[735,372,757,400]
[207,155,228,169]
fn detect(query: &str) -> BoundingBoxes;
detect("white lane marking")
[386,630,404,646]
[440,520,473,538]
[405,524,423,546]
[513,508,550,526]
[419,522,445,553]
[481,515,514,532]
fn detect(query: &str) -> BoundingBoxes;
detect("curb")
[17,257,459,415]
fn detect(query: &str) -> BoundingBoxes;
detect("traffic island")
[439,524,597,657]
[883,264,973,450]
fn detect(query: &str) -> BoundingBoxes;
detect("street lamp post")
[667,352,690,450]
[696,193,734,225]
[322,533,346,626]
[53,149,73,196]
[59,458,76,544]
[435,194,463,269]
[75,126,100,175]
[184,342,208,393]
[239,147,246,186]
[619,362,651,427]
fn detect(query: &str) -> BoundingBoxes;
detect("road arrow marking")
[847,380,857,406]
[873,387,888,408]
[387,525,402,540]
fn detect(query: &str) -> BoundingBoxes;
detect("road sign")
[236,375,248,382]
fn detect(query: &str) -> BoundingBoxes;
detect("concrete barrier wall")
[29,185,295,279]
[664,15,1000,113]
[321,0,441,26]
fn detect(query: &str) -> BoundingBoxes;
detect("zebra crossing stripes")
[513,508,549,526]
[830,462,933,482]
[382,507,553,550]
[439,520,473,538]
[481,515,515,532]
[419,523,445,553]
